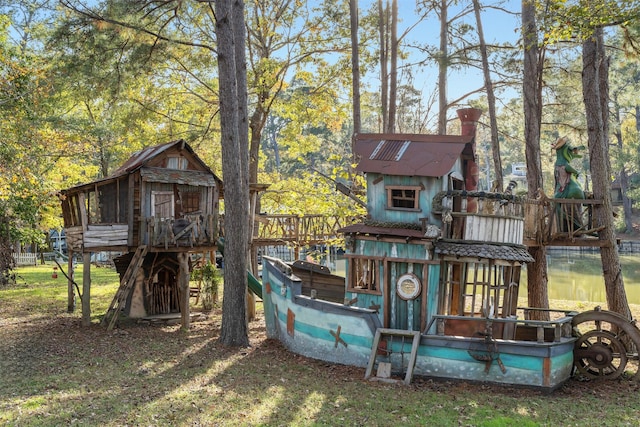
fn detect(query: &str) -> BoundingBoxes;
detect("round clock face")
[396,273,421,300]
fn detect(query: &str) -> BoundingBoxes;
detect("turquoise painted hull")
[262,258,576,390]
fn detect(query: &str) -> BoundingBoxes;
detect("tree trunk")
[0,215,15,287]
[350,0,361,140]
[612,108,633,233]
[472,0,503,191]
[522,0,549,320]
[582,29,631,318]
[387,0,398,133]
[216,0,250,347]
[378,0,388,133]
[437,0,448,134]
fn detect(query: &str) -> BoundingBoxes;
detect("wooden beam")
[67,250,75,313]
[82,252,91,327]
[178,252,190,331]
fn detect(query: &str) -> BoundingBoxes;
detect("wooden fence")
[13,253,38,266]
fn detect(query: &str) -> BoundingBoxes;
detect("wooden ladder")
[102,245,148,330]
[364,328,421,385]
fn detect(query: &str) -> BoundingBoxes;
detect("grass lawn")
[1,263,639,426]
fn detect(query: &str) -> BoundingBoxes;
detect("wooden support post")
[67,250,75,313]
[178,252,190,331]
[82,252,91,326]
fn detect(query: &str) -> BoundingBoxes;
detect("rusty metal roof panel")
[109,140,185,177]
[434,241,534,263]
[354,133,474,177]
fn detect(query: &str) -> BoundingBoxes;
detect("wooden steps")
[365,328,420,385]
[102,245,148,330]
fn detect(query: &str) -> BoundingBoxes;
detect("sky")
[356,0,522,107]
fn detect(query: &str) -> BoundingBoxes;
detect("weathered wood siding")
[366,173,448,226]
[65,226,84,251]
[84,224,129,248]
[457,214,524,245]
[348,238,435,331]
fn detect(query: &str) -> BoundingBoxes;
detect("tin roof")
[434,241,534,263]
[61,139,221,193]
[109,139,216,178]
[354,133,474,177]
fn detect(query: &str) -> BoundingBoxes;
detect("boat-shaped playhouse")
[260,109,640,390]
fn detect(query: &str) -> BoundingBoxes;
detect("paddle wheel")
[572,307,640,380]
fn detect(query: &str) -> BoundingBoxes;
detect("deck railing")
[524,198,605,245]
[436,192,606,246]
[146,214,218,248]
[438,192,525,244]
[250,214,361,246]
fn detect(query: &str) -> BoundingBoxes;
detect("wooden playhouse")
[59,139,222,328]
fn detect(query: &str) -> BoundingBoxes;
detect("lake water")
[329,249,640,305]
[522,249,640,305]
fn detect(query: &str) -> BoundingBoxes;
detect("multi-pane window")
[182,191,201,214]
[439,259,520,318]
[387,186,420,210]
[347,257,381,294]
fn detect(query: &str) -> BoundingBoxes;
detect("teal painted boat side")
[262,258,381,367]
[262,257,575,390]
[382,336,574,389]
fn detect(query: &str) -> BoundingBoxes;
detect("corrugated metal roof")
[109,139,190,177]
[354,133,474,177]
[61,139,221,193]
[434,241,534,263]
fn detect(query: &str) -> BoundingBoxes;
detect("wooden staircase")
[102,245,148,330]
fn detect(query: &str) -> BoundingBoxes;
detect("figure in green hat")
[552,136,585,232]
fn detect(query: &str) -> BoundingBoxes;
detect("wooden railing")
[438,192,525,244]
[524,198,605,246]
[436,191,606,246]
[146,214,218,248]
[250,214,361,246]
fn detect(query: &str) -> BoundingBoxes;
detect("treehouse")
[260,109,638,389]
[60,139,221,252]
[59,139,222,328]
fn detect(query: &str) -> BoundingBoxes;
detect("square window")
[167,156,188,170]
[386,186,420,210]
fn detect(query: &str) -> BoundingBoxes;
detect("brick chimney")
[457,108,482,211]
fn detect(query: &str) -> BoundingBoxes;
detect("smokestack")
[457,108,482,211]
[457,108,482,137]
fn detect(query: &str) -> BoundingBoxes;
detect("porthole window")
[396,273,421,300]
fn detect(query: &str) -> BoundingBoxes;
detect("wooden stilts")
[67,250,75,313]
[178,252,190,330]
[82,252,91,327]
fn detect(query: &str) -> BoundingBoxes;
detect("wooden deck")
[524,198,607,248]
[439,192,608,248]
[66,198,609,253]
